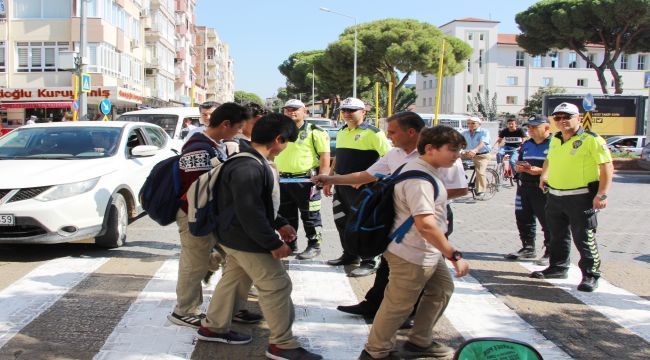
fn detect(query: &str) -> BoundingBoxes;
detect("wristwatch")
[598,194,608,200]
[447,250,463,262]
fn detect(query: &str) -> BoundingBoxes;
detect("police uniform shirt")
[275,121,330,174]
[335,122,392,175]
[499,128,526,147]
[546,127,612,190]
[517,136,551,184]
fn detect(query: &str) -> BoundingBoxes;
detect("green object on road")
[455,338,543,360]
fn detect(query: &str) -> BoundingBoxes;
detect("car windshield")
[0,126,122,159]
[606,136,624,145]
[120,114,182,138]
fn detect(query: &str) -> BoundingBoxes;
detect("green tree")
[278,50,321,101]
[521,86,566,116]
[324,18,472,111]
[360,85,417,118]
[516,0,650,94]
[234,90,263,105]
[467,89,498,121]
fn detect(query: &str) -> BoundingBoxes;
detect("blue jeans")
[497,146,519,173]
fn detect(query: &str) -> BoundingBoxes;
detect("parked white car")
[119,107,201,151]
[0,121,176,248]
[606,135,647,156]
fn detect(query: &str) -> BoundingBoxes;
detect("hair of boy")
[417,125,467,155]
[386,111,425,133]
[245,102,271,117]
[200,101,221,110]
[208,102,252,128]
[506,118,517,123]
[251,113,299,145]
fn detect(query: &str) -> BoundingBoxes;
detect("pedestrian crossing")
[0,255,649,359]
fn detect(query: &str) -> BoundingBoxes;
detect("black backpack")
[139,142,216,226]
[343,164,439,258]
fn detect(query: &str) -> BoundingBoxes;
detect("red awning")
[1,102,72,109]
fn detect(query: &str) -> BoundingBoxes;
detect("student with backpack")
[168,103,262,329]
[358,126,470,360]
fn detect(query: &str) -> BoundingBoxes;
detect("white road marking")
[520,262,650,343]
[94,259,220,360]
[0,256,109,349]
[445,266,571,360]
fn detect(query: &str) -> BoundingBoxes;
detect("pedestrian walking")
[198,113,322,360]
[504,114,551,264]
[530,102,613,292]
[274,99,330,259]
[461,116,491,195]
[324,97,391,277]
[359,126,470,360]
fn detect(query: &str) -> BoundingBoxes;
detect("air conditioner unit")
[145,68,158,76]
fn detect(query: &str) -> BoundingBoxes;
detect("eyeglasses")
[553,115,575,121]
[341,108,360,113]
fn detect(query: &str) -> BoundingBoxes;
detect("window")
[506,76,518,86]
[620,54,628,69]
[577,79,587,87]
[480,34,484,41]
[468,33,473,41]
[467,58,471,73]
[478,85,483,92]
[506,96,517,104]
[143,127,167,148]
[568,52,577,68]
[515,51,525,67]
[428,98,433,106]
[428,79,433,89]
[467,85,472,93]
[15,0,70,19]
[422,98,426,106]
[0,42,5,72]
[542,77,553,86]
[587,53,595,69]
[533,55,542,67]
[639,55,647,70]
[479,50,484,69]
[16,42,69,72]
[549,52,558,68]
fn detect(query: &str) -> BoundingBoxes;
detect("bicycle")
[462,159,499,200]
[495,148,517,187]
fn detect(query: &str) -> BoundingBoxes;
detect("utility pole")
[79,0,88,120]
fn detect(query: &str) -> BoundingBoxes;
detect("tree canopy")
[516,0,650,94]
[520,86,566,116]
[234,90,263,105]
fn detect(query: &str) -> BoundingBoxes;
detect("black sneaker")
[403,340,454,358]
[530,268,568,279]
[336,301,375,317]
[232,309,263,324]
[504,247,536,260]
[296,246,321,260]
[167,312,204,329]
[266,344,323,360]
[358,349,400,359]
[327,254,361,266]
[196,326,252,344]
[577,276,599,292]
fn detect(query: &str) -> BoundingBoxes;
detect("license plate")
[0,214,15,226]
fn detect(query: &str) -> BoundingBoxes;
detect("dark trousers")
[278,182,322,251]
[333,185,376,265]
[546,193,601,278]
[363,205,454,315]
[515,184,550,250]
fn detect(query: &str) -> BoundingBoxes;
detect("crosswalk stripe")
[288,260,369,360]
[520,262,650,343]
[94,258,220,360]
[0,256,109,349]
[445,265,572,359]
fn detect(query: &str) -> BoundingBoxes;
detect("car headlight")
[35,177,100,201]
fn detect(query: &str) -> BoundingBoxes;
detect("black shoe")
[336,301,375,317]
[232,309,263,324]
[399,318,414,330]
[203,270,214,285]
[349,262,378,277]
[403,340,454,358]
[577,276,598,292]
[167,312,204,329]
[266,344,323,359]
[196,327,252,344]
[530,268,568,279]
[296,246,321,260]
[327,254,361,266]
[358,350,400,360]
[504,247,536,260]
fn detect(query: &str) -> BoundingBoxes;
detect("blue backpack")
[343,164,439,258]
[139,143,217,226]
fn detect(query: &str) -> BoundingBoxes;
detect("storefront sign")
[0,87,143,106]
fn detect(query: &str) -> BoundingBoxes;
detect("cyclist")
[494,118,526,174]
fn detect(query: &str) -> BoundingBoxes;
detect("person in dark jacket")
[197,113,322,360]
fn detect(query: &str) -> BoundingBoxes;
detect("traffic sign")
[99,99,111,115]
[81,73,91,93]
[582,93,595,111]
[644,71,650,89]
[72,100,79,110]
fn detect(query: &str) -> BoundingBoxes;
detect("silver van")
[119,107,201,151]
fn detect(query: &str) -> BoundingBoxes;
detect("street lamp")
[319,7,357,98]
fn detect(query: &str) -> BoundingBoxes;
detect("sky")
[195,0,540,99]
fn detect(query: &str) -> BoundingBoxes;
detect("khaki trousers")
[473,153,490,193]
[174,209,218,316]
[202,244,299,349]
[365,252,454,359]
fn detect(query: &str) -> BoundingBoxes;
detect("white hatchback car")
[0,121,176,248]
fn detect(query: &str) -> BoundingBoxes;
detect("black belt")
[280,170,313,178]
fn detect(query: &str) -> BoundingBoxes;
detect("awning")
[1,102,72,109]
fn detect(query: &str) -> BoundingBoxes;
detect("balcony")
[145,58,160,69]
[176,0,187,12]
[175,50,185,61]
[145,28,162,42]
[176,24,187,36]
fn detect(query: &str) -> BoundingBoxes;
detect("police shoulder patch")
[584,130,599,137]
[310,123,326,132]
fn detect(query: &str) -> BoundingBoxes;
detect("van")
[417,113,471,131]
[119,107,201,150]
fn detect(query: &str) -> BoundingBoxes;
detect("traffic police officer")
[275,99,330,259]
[324,97,391,277]
[504,114,551,265]
[531,102,613,292]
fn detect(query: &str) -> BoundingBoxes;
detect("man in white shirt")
[185,101,220,140]
[313,112,468,319]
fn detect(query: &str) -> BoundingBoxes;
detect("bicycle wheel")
[477,168,499,201]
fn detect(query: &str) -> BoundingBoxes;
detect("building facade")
[416,18,650,116]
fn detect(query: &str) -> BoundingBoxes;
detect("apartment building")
[416,18,650,116]
[193,26,234,104]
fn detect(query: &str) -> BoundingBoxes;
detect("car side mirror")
[130,145,159,157]
[454,338,543,360]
